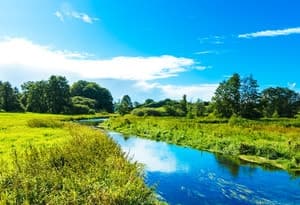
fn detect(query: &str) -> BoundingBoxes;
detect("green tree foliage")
[193,99,206,117]
[0,81,22,112]
[47,76,71,114]
[71,96,96,114]
[118,95,133,115]
[71,80,113,112]
[240,75,261,119]
[144,98,155,106]
[21,81,48,113]
[142,98,172,108]
[212,73,241,118]
[180,94,188,116]
[261,87,300,117]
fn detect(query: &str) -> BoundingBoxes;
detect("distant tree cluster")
[126,73,300,119]
[0,76,114,114]
[0,81,23,112]
[212,73,300,118]
[70,80,113,114]
[1,73,300,118]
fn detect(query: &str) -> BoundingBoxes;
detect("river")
[109,131,300,205]
[79,118,300,204]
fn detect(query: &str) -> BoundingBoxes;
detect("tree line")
[118,73,300,119]
[1,73,299,118]
[0,76,113,114]
[212,73,300,118]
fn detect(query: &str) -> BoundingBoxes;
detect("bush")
[132,108,166,117]
[239,143,256,155]
[71,104,95,114]
[27,119,63,128]
[228,115,249,126]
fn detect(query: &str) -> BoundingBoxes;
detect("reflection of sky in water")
[109,132,188,173]
[108,131,300,205]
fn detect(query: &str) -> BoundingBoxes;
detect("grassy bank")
[0,113,162,204]
[103,115,300,174]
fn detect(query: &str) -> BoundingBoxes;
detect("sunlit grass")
[103,115,300,173]
[0,113,71,164]
[0,113,162,204]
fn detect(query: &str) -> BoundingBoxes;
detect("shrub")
[27,119,63,128]
[239,143,256,155]
[132,108,166,117]
[71,104,95,114]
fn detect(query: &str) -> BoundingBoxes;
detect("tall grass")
[103,115,300,173]
[0,113,163,204]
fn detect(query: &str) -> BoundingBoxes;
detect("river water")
[108,131,300,205]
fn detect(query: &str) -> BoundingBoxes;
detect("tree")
[71,96,96,114]
[0,81,22,112]
[144,99,155,106]
[71,81,113,112]
[118,95,133,115]
[240,75,261,118]
[180,94,188,116]
[193,99,206,117]
[212,73,241,118]
[21,81,48,113]
[47,76,71,114]
[261,87,300,117]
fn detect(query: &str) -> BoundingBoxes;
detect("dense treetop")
[0,76,114,114]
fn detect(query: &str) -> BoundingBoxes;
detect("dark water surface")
[108,131,300,205]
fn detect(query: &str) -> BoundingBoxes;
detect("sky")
[0,0,299,102]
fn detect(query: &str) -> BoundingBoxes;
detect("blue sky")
[0,0,299,102]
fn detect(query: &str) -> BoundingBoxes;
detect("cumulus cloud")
[135,81,218,101]
[54,3,98,24]
[0,37,195,81]
[238,27,300,38]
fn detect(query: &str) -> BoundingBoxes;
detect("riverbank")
[103,115,300,175]
[0,113,162,204]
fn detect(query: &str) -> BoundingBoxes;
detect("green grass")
[103,115,300,174]
[0,113,163,204]
[0,113,72,164]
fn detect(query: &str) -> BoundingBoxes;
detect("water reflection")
[108,131,300,205]
[109,132,188,173]
[77,118,108,126]
[215,154,241,177]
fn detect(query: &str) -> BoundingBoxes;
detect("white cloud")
[0,37,195,81]
[198,35,225,45]
[238,27,300,38]
[54,11,64,22]
[134,81,160,91]
[158,84,218,101]
[54,3,98,24]
[288,82,296,89]
[194,50,216,55]
[67,11,99,24]
[135,81,218,101]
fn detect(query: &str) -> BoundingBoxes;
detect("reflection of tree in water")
[215,154,241,177]
[216,154,300,178]
[215,154,257,177]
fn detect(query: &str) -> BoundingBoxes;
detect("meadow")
[103,115,300,174]
[0,113,162,204]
